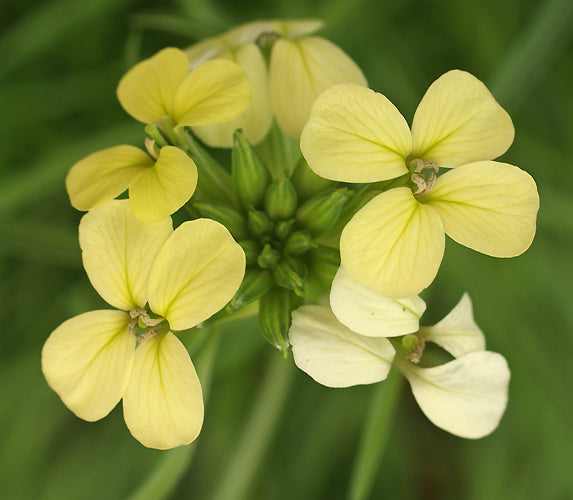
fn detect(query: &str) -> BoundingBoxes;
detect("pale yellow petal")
[148,218,245,331]
[79,200,173,310]
[421,161,539,257]
[41,310,134,421]
[224,19,323,46]
[340,187,445,298]
[411,70,514,167]
[123,332,203,449]
[396,351,510,438]
[330,266,426,337]
[290,305,395,388]
[117,47,189,124]
[420,293,485,357]
[271,37,368,138]
[185,38,233,68]
[300,84,411,182]
[129,146,198,221]
[192,43,272,147]
[66,145,151,211]
[173,59,252,127]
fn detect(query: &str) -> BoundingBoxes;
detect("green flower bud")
[248,209,273,237]
[258,287,299,355]
[193,201,248,240]
[272,256,307,297]
[296,188,351,236]
[239,240,260,266]
[258,243,281,269]
[232,129,271,209]
[274,219,295,240]
[284,230,317,255]
[291,156,337,201]
[227,269,274,312]
[264,176,298,220]
[306,245,340,290]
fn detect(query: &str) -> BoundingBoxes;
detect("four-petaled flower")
[301,70,539,298]
[42,200,245,449]
[289,268,510,438]
[185,19,367,146]
[66,47,252,221]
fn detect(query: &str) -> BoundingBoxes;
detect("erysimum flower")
[290,271,509,438]
[185,19,367,146]
[300,70,539,298]
[41,200,245,449]
[66,47,252,221]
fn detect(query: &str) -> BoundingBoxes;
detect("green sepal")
[239,240,260,266]
[264,175,298,220]
[291,156,337,201]
[232,129,271,209]
[306,245,340,291]
[226,269,274,312]
[273,219,295,240]
[193,201,248,240]
[247,209,273,237]
[258,287,299,355]
[272,256,307,297]
[284,230,317,256]
[258,243,281,269]
[296,188,351,236]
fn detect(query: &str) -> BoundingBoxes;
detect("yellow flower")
[185,19,367,147]
[41,200,245,449]
[117,47,252,128]
[66,47,252,221]
[301,70,539,298]
[289,290,509,438]
[66,144,197,221]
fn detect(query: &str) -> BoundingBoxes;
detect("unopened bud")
[258,243,281,269]
[227,269,274,312]
[248,209,273,237]
[284,230,316,255]
[258,287,298,355]
[264,176,298,220]
[193,202,248,240]
[274,219,295,240]
[239,240,260,266]
[273,256,307,297]
[296,188,351,236]
[232,129,271,209]
[306,245,340,290]
[291,156,337,201]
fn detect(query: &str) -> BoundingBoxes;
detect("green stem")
[489,0,573,109]
[347,369,403,500]
[177,128,238,206]
[211,356,294,500]
[127,331,220,500]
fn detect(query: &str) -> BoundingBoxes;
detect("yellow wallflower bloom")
[185,19,367,147]
[42,200,245,449]
[289,292,509,438]
[301,70,539,298]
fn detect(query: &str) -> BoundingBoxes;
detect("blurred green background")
[1,0,572,498]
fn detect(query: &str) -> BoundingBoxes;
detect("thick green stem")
[347,369,403,500]
[211,356,294,500]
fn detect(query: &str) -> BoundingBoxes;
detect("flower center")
[408,159,439,196]
[128,308,169,343]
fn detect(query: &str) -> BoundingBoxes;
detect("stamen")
[409,159,440,196]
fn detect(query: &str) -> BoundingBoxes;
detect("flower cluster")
[42,19,539,449]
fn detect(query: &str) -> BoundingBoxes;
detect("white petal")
[330,266,426,337]
[41,310,134,421]
[397,351,510,438]
[123,332,203,449]
[290,305,395,388]
[420,293,485,357]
